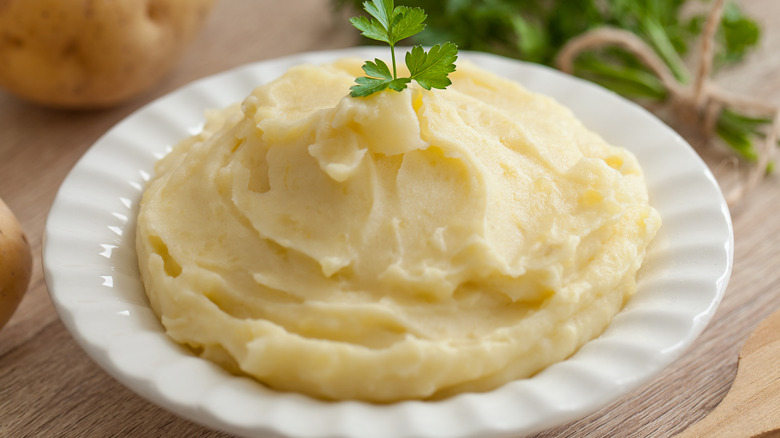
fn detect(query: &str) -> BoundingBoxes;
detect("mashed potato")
[136,58,660,402]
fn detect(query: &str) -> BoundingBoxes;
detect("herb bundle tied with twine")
[556,0,778,206]
[337,0,779,207]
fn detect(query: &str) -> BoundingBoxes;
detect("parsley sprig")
[349,0,458,97]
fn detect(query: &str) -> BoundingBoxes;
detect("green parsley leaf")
[361,58,393,79]
[349,15,390,43]
[390,6,427,44]
[348,0,457,97]
[351,76,411,96]
[350,59,412,96]
[406,43,458,90]
[363,0,394,33]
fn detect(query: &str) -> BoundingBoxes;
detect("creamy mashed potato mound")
[136,58,661,402]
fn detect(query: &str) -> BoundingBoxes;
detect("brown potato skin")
[0,0,216,109]
[0,198,33,331]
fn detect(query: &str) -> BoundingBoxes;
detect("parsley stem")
[390,43,397,79]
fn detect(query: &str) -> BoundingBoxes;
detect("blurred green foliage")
[335,0,772,163]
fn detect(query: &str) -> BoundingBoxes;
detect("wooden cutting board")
[676,309,780,438]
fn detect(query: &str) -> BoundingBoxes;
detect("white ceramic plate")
[43,48,733,438]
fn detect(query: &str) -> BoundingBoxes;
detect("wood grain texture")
[0,0,778,437]
[675,310,780,438]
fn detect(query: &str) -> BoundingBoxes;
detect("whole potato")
[0,198,32,331]
[0,0,216,109]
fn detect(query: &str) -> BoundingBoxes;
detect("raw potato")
[0,0,216,108]
[0,198,32,331]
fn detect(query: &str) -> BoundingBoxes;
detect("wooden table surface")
[1,1,778,437]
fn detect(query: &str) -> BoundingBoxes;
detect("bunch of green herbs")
[335,0,770,164]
